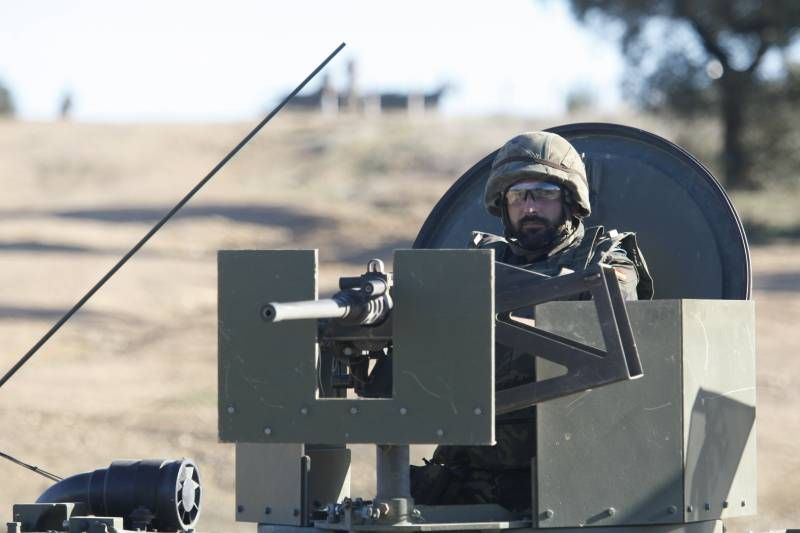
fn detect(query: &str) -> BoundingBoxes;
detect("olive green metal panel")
[12,504,79,532]
[307,447,352,510]
[236,443,305,525]
[235,444,351,526]
[219,249,494,445]
[390,249,495,445]
[535,300,756,529]
[681,300,756,522]
[219,250,318,443]
[517,521,723,533]
[536,301,685,528]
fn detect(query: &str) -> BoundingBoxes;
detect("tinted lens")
[505,189,529,206]
[505,182,562,205]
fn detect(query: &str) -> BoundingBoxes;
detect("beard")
[513,214,573,251]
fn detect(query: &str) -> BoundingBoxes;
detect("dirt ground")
[0,117,797,533]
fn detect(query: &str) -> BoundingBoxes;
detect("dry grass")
[0,116,797,533]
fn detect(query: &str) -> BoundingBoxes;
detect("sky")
[0,0,626,121]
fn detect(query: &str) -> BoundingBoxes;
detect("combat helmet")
[484,131,591,219]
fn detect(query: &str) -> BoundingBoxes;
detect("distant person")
[0,83,14,117]
[411,131,653,511]
[59,92,73,120]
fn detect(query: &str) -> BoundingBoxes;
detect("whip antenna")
[0,42,346,390]
[0,450,63,482]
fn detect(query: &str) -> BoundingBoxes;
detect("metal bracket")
[494,262,642,415]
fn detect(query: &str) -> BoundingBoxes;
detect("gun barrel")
[262,299,348,323]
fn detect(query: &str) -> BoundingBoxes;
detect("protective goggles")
[505,181,563,206]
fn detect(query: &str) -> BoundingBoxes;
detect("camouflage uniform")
[410,132,652,512]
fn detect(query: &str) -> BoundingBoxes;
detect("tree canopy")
[569,0,800,189]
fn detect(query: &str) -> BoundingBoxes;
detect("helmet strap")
[500,202,515,241]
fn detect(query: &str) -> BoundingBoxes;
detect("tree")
[568,1,800,189]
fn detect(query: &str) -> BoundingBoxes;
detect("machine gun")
[253,254,642,410]
[262,259,393,327]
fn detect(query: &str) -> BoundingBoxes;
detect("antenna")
[0,42,346,391]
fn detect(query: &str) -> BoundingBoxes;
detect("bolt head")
[349,406,358,415]
[543,509,554,519]
[667,505,677,514]
[473,407,482,415]
[399,407,408,415]
[300,407,308,415]
[264,427,272,435]
[436,428,444,437]
[227,406,235,414]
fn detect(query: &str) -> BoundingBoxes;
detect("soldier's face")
[505,180,566,248]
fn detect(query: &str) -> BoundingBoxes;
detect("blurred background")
[0,1,797,532]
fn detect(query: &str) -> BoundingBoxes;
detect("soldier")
[411,131,653,511]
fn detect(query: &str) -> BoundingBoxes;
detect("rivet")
[237,505,244,513]
[722,500,729,508]
[300,407,308,415]
[436,428,444,437]
[667,505,677,514]
[473,407,482,415]
[687,505,694,512]
[264,427,272,435]
[293,509,300,517]
[606,507,616,517]
[265,507,271,514]
[350,407,359,415]
[343,347,354,356]
[543,509,554,519]
[227,406,235,414]
[740,500,746,507]
[399,407,408,415]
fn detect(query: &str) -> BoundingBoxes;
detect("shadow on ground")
[754,272,800,293]
[0,241,91,253]
[52,204,334,235]
[0,306,144,323]
[0,306,96,321]
[332,239,413,265]
[743,222,800,244]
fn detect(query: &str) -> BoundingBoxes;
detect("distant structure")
[340,60,360,112]
[283,73,338,115]
[372,84,450,114]
[281,60,450,115]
